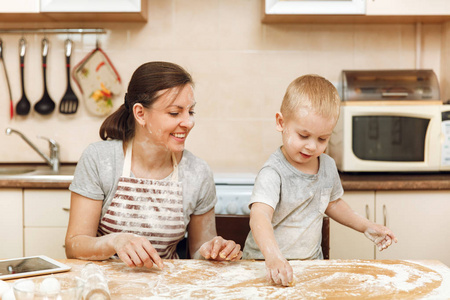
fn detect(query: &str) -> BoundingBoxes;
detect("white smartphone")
[0,255,71,280]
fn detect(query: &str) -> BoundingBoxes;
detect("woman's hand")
[198,236,242,261]
[364,224,398,251]
[265,256,293,287]
[112,233,164,269]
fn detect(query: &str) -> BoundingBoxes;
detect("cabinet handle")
[62,207,70,212]
[365,204,369,220]
[383,204,387,226]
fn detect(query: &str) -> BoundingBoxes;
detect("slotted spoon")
[59,39,78,114]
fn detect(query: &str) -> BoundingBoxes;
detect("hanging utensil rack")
[0,28,106,35]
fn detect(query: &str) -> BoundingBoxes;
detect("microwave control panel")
[441,110,450,167]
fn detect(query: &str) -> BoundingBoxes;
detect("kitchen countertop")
[5,258,450,299]
[340,172,450,191]
[0,177,72,189]
[1,170,450,190]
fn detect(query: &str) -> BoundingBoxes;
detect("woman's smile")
[171,132,187,140]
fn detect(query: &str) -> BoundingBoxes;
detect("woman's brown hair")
[99,61,193,141]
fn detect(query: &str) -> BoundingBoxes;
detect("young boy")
[242,74,397,286]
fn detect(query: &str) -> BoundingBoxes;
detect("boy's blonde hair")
[280,74,341,122]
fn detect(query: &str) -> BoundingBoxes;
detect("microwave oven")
[328,103,450,172]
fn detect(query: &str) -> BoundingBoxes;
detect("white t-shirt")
[243,147,344,260]
[69,140,217,229]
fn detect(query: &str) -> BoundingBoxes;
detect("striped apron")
[97,142,185,259]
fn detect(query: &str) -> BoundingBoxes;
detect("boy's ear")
[133,103,146,126]
[276,112,284,132]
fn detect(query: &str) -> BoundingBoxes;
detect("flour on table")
[71,259,448,300]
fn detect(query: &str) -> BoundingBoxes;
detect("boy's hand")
[364,224,398,251]
[199,236,242,261]
[265,256,293,286]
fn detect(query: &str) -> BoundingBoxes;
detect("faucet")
[5,128,60,172]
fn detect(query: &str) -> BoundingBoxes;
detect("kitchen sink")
[0,166,36,175]
[0,165,76,180]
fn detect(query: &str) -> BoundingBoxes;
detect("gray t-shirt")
[243,147,343,260]
[69,140,217,228]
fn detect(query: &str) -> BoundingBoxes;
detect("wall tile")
[0,3,447,173]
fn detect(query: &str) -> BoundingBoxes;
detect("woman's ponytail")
[99,101,134,141]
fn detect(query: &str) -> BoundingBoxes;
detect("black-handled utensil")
[59,39,78,114]
[34,38,55,115]
[15,38,31,116]
[0,39,13,119]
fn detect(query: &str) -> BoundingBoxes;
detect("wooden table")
[7,259,450,299]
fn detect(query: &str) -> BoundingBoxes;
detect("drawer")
[0,188,23,258]
[24,189,71,227]
[24,227,67,259]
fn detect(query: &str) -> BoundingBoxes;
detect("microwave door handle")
[381,92,409,97]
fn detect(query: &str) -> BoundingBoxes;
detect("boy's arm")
[325,198,398,251]
[250,202,293,286]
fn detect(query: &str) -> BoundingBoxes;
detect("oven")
[214,173,330,259]
[177,173,330,259]
[214,173,255,249]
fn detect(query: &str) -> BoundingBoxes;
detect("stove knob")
[227,201,238,215]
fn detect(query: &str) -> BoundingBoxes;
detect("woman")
[65,62,242,269]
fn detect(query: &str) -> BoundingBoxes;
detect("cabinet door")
[24,189,71,227]
[24,227,67,259]
[330,191,375,259]
[0,189,23,258]
[375,191,450,267]
[0,0,39,13]
[366,0,450,15]
[264,0,366,15]
[40,0,141,12]
[24,189,71,259]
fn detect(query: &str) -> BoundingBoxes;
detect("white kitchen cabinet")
[23,189,71,259]
[330,191,376,260]
[330,190,450,267]
[0,188,23,259]
[375,191,450,267]
[262,0,450,23]
[40,0,142,13]
[0,0,38,13]
[264,0,365,15]
[0,0,146,22]
[24,228,68,259]
[264,0,450,16]
[366,0,450,16]
[41,0,147,22]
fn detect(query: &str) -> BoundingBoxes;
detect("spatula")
[59,39,78,114]
[34,38,55,115]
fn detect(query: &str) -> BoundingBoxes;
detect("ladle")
[34,38,55,115]
[15,38,31,116]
